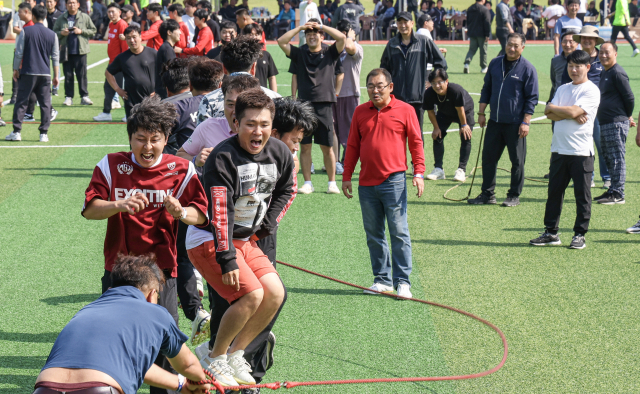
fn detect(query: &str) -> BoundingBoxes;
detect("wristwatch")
[180,208,188,220]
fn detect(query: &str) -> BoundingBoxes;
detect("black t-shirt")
[206,45,222,61]
[423,82,475,123]
[256,50,278,88]
[155,41,176,99]
[67,14,79,55]
[287,43,343,103]
[504,57,517,74]
[107,47,157,106]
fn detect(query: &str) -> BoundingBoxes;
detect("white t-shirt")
[182,15,196,47]
[579,0,587,13]
[550,80,600,156]
[541,4,566,27]
[13,13,48,29]
[416,28,432,39]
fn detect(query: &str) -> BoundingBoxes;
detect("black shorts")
[302,102,334,147]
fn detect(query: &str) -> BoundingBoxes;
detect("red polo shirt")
[140,19,163,50]
[182,25,213,56]
[343,95,425,186]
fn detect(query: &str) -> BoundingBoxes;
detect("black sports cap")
[396,11,412,21]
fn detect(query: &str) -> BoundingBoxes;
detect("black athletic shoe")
[265,331,276,371]
[598,192,625,205]
[52,86,59,96]
[529,232,561,246]
[467,193,497,205]
[569,234,586,249]
[501,196,520,207]
[543,173,549,179]
[593,191,610,201]
[241,389,260,394]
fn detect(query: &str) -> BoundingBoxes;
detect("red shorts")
[187,239,277,303]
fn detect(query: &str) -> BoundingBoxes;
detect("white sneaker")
[5,131,21,141]
[51,108,58,121]
[336,162,344,175]
[327,184,340,194]
[195,342,210,360]
[122,116,127,122]
[363,282,394,295]
[63,97,73,106]
[310,162,315,174]
[298,183,314,194]
[81,96,94,105]
[200,354,238,387]
[397,283,412,299]
[93,112,113,122]
[626,219,640,233]
[111,100,122,109]
[227,350,256,385]
[195,269,204,299]
[481,67,488,74]
[191,308,211,346]
[453,168,466,182]
[426,167,445,180]
[633,48,640,57]
[39,133,49,142]
[463,64,469,73]
[591,180,596,188]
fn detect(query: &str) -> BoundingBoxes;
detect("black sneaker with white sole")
[530,232,561,246]
[569,234,586,249]
[626,218,640,233]
[598,192,625,205]
[23,113,35,122]
[265,331,276,371]
[501,196,520,207]
[467,193,497,205]
[593,191,610,201]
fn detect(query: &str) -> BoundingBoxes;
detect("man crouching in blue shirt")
[469,32,539,207]
[33,255,211,394]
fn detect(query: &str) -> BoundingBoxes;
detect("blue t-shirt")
[66,14,79,55]
[554,15,582,36]
[42,286,188,394]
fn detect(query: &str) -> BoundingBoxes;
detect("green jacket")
[52,10,96,55]
[613,0,631,26]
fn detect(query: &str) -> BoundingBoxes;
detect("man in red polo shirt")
[175,9,212,56]
[342,67,425,300]
[168,3,191,57]
[140,3,163,50]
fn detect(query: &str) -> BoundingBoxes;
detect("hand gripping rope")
[188,260,509,393]
[443,126,549,202]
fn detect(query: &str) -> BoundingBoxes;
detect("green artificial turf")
[1,41,640,394]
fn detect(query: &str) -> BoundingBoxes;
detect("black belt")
[33,387,118,394]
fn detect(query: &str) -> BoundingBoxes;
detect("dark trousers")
[124,99,134,119]
[544,153,593,235]
[206,233,285,384]
[496,27,509,56]
[432,113,473,170]
[611,25,638,50]
[177,220,203,321]
[13,74,52,134]
[411,103,425,139]
[481,120,526,197]
[465,36,489,69]
[103,72,123,113]
[102,270,178,394]
[63,54,89,98]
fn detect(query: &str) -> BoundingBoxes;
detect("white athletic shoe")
[93,112,113,122]
[626,218,640,233]
[463,64,469,74]
[634,48,640,57]
[63,97,73,106]
[81,96,94,105]
[453,168,466,182]
[191,308,211,346]
[363,282,393,295]
[39,133,49,142]
[426,167,445,180]
[298,183,314,194]
[5,131,21,141]
[200,354,238,387]
[111,100,122,109]
[227,350,256,385]
[336,161,344,175]
[195,342,210,360]
[327,184,341,194]
[481,67,488,74]
[591,180,596,188]
[51,108,58,121]
[396,283,412,299]
[310,163,315,174]
[122,116,127,122]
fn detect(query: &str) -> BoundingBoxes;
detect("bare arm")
[427,109,440,139]
[546,103,585,119]
[268,76,278,93]
[167,345,209,383]
[335,73,344,96]
[175,147,194,162]
[83,194,149,220]
[321,24,346,53]
[554,33,560,55]
[456,106,472,140]
[106,70,127,100]
[344,35,357,55]
[277,25,303,56]
[291,74,297,99]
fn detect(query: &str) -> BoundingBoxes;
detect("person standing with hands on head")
[464,0,491,74]
[530,50,600,250]
[342,68,425,300]
[423,69,475,183]
[93,2,129,122]
[6,4,59,143]
[594,42,635,205]
[495,0,514,56]
[380,11,446,136]
[53,0,96,106]
[278,18,346,195]
[469,33,539,207]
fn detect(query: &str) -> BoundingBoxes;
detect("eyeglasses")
[366,82,391,92]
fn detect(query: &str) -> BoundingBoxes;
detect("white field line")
[58,57,110,82]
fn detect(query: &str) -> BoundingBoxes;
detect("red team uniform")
[182,25,213,56]
[176,21,191,58]
[141,19,163,50]
[107,19,129,62]
[82,152,208,277]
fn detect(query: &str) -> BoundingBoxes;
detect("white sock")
[328,181,337,187]
[304,181,313,187]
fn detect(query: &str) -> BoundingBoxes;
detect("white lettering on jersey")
[114,188,174,203]
[117,163,133,175]
[190,112,198,123]
[211,186,229,251]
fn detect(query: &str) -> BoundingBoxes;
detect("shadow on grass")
[40,293,99,306]
[5,167,93,178]
[413,239,529,247]
[0,331,58,343]
[279,344,445,394]
[0,356,47,369]
[286,287,361,296]
[593,239,640,244]
[503,227,626,233]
